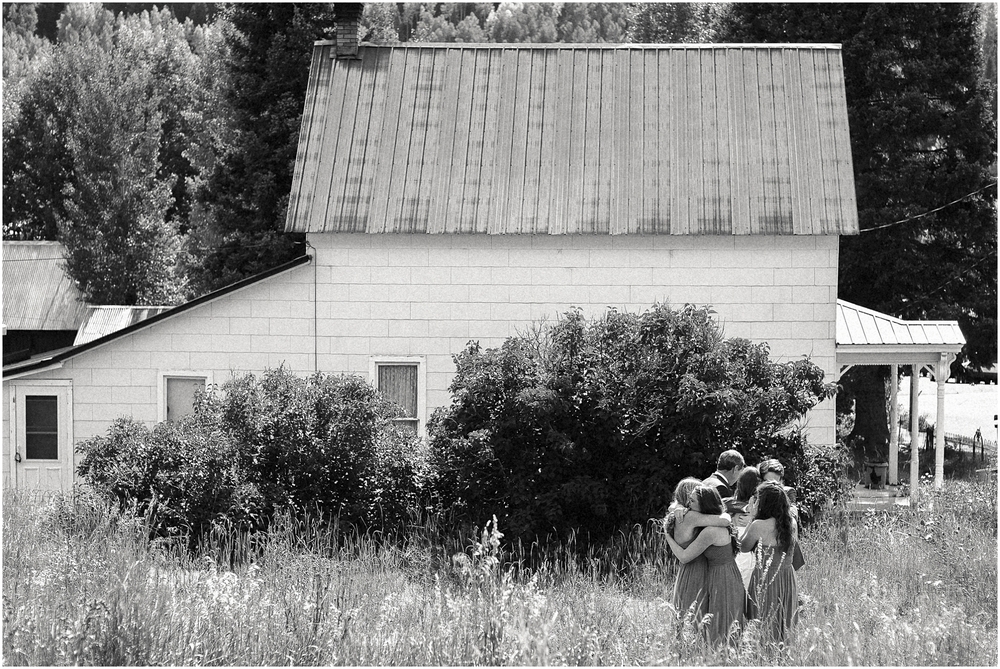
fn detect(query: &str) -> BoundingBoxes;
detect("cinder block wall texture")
[310,233,839,448]
[3,232,839,486]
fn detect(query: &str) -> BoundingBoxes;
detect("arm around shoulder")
[739,521,761,553]
[684,509,731,528]
[665,528,716,564]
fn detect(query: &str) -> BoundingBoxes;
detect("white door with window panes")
[9,381,74,490]
[371,357,425,437]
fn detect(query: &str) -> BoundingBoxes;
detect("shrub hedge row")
[77,303,851,549]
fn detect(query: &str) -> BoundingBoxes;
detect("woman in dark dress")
[741,481,799,645]
[664,485,746,647]
[664,477,731,623]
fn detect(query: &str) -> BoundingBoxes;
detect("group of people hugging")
[663,449,802,648]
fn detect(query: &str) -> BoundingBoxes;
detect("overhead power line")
[860,180,998,233]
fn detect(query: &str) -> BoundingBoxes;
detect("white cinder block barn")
[3,33,859,490]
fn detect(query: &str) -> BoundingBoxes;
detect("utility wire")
[860,180,998,233]
[921,253,996,299]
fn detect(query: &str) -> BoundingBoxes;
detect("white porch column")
[910,365,920,504]
[934,355,948,489]
[889,364,899,485]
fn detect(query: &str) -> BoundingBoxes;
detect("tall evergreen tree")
[717,3,997,451]
[187,3,336,294]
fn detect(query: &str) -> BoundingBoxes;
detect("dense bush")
[426,304,838,546]
[759,428,853,522]
[77,367,425,546]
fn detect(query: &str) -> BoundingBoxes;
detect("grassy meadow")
[3,478,996,666]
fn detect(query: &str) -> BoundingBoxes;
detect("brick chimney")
[335,3,363,59]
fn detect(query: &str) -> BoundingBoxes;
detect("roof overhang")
[836,299,966,378]
[3,255,311,381]
[838,347,963,367]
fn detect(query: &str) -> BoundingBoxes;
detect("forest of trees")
[3,3,996,445]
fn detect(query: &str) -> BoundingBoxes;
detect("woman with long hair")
[741,481,799,644]
[664,477,731,623]
[724,466,760,588]
[664,485,746,647]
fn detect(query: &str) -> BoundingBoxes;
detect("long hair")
[690,485,740,555]
[665,477,702,536]
[753,481,794,550]
[733,466,761,503]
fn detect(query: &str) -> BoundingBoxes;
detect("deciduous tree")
[57,39,186,305]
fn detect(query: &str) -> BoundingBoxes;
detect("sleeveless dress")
[671,537,708,622]
[746,541,799,643]
[724,499,756,589]
[702,543,747,646]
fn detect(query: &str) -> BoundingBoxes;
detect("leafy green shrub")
[76,367,425,546]
[426,303,837,546]
[761,428,853,522]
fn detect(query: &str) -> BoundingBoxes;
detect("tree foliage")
[185,3,335,294]
[627,2,726,43]
[427,304,837,546]
[3,3,213,304]
[77,367,426,547]
[717,3,997,448]
[57,36,186,305]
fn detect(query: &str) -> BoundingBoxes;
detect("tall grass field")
[3,478,996,666]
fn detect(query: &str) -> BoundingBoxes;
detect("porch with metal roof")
[835,299,966,502]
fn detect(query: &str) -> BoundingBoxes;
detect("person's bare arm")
[739,521,761,553]
[664,528,717,564]
[676,507,731,527]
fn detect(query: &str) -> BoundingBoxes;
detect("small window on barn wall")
[157,371,213,422]
[370,357,426,437]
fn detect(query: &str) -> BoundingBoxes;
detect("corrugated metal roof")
[286,43,858,236]
[73,305,173,345]
[2,241,87,331]
[836,300,966,347]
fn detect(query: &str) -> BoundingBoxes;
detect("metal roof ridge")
[837,299,907,325]
[315,40,843,50]
[837,299,963,327]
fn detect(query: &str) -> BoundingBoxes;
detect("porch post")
[934,355,947,490]
[889,364,899,485]
[910,365,920,504]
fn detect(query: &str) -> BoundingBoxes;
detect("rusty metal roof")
[286,43,858,235]
[836,300,966,348]
[2,241,87,331]
[73,305,173,345]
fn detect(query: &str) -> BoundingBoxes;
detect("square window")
[165,376,206,421]
[24,395,58,460]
